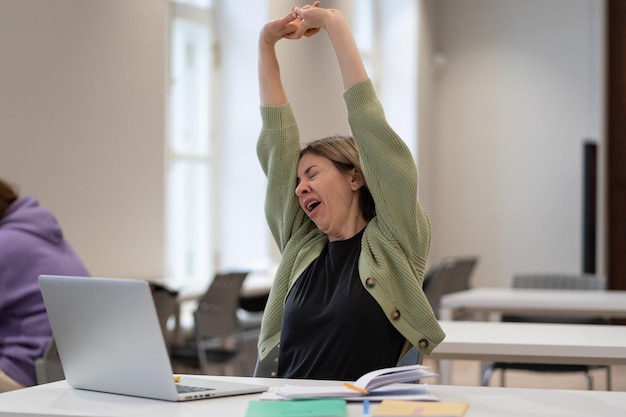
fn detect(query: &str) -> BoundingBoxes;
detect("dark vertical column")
[607,0,626,292]
[583,141,597,274]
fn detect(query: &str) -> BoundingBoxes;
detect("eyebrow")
[296,165,317,185]
[297,164,316,177]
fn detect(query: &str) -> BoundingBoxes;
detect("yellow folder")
[373,400,468,416]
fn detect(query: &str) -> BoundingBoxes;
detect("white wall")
[420,0,604,286]
[0,0,166,279]
[417,0,441,241]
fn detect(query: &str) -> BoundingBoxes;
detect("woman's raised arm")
[258,12,299,106]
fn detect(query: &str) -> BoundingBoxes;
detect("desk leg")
[438,359,452,385]
[478,361,490,385]
[487,311,501,322]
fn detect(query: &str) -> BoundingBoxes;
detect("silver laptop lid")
[39,275,185,401]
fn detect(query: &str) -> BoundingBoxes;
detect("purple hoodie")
[0,196,89,386]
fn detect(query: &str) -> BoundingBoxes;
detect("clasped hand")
[262,1,327,43]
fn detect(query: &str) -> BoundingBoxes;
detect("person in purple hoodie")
[0,178,90,391]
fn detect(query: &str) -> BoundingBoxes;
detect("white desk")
[431,320,626,384]
[0,376,625,417]
[439,287,626,321]
[436,288,626,386]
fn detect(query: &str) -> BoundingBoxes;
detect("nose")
[295,179,310,196]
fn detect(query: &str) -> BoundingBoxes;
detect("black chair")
[423,256,478,319]
[481,273,612,390]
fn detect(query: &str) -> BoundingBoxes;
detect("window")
[354,0,418,158]
[166,0,215,293]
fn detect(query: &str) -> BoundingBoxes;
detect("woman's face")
[295,152,366,241]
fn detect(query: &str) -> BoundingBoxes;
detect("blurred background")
[0,0,612,296]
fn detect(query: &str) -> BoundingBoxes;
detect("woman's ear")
[350,169,365,190]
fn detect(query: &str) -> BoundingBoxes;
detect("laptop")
[38,274,268,401]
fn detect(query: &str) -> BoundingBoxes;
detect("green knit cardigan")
[256,79,445,362]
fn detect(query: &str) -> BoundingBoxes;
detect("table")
[431,320,626,384]
[1,375,626,417]
[439,287,626,321]
[436,288,626,386]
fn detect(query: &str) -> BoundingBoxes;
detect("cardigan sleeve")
[343,79,431,277]
[256,103,316,253]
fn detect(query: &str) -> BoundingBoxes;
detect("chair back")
[396,346,424,367]
[506,273,607,324]
[253,344,280,378]
[150,283,179,343]
[511,273,605,290]
[423,256,478,318]
[194,272,248,339]
[35,338,65,384]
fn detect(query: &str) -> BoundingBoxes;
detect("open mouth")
[306,200,321,212]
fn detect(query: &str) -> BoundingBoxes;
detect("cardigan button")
[418,339,429,350]
[365,277,376,288]
[391,309,401,320]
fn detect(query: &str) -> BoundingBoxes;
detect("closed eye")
[296,164,319,190]
[295,173,316,189]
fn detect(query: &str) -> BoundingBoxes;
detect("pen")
[343,382,369,394]
[363,399,370,415]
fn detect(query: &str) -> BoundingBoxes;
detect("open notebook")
[38,275,267,401]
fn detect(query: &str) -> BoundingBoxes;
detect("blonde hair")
[300,135,376,221]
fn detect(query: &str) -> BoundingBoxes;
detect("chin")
[313,222,329,234]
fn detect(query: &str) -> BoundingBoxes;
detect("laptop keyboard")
[177,384,215,394]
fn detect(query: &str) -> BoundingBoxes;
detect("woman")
[256,3,445,380]
[0,178,90,391]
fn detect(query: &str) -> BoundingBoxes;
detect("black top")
[278,229,404,380]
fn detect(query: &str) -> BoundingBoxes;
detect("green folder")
[244,399,348,417]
